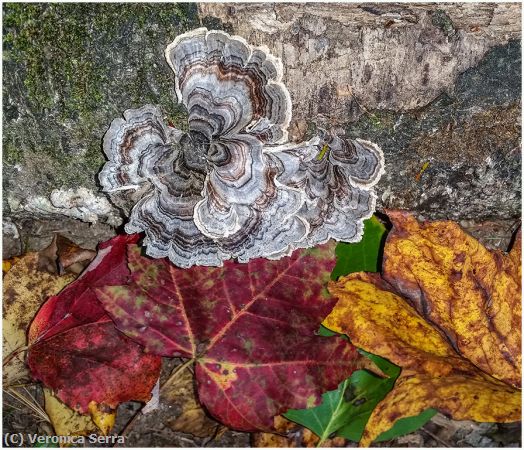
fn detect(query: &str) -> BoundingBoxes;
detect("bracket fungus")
[99,28,385,268]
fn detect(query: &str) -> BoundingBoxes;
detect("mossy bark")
[3,3,196,207]
[2,3,521,257]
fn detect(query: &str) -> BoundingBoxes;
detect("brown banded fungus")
[99,28,385,268]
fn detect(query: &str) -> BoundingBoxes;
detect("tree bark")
[200,2,521,221]
[2,3,521,257]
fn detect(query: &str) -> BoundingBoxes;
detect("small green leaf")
[337,370,397,442]
[284,355,400,444]
[358,349,400,379]
[331,216,387,280]
[375,408,438,442]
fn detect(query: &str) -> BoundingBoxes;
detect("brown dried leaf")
[38,234,96,275]
[3,236,95,385]
[163,368,220,438]
[55,235,97,275]
[252,416,346,448]
[3,255,74,385]
[302,428,346,447]
[251,416,299,447]
[252,431,296,447]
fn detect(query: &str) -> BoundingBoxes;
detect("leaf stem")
[420,426,450,447]
[161,358,195,393]
[317,379,349,447]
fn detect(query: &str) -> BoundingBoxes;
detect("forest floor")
[3,218,521,448]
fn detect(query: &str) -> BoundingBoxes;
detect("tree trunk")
[2,3,521,257]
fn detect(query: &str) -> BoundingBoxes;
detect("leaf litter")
[5,213,521,447]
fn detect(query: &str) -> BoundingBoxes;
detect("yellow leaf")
[362,374,520,446]
[324,212,521,447]
[3,258,14,273]
[44,388,97,438]
[3,253,75,385]
[87,401,116,436]
[383,211,521,386]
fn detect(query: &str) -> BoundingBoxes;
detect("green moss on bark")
[3,3,197,197]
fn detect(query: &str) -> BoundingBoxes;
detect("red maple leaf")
[94,238,357,431]
[27,235,162,413]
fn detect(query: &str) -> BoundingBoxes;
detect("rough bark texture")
[199,2,521,221]
[200,3,520,117]
[2,3,521,257]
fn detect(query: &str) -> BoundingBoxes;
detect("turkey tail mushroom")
[99,28,385,268]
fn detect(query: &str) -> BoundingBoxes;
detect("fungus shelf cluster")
[99,28,384,267]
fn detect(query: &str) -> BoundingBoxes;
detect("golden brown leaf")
[3,254,75,385]
[251,416,346,448]
[302,429,346,448]
[163,367,220,438]
[252,416,298,447]
[3,236,95,385]
[252,431,296,448]
[324,212,521,447]
[383,211,521,386]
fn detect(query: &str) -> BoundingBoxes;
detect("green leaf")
[331,216,386,280]
[358,349,400,379]
[317,324,338,337]
[337,370,397,442]
[375,408,438,442]
[285,349,437,444]
[284,355,400,444]
[308,358,440,443]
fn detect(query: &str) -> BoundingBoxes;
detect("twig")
[173,435,195,446]
[3,400,48,423]
[4,386,49,423]
[420,426,450,447]
[3,382,39,389]
[4,401,25,412]
[116,407,142,442]
[3,345,28,366]
[203,424,222,447]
